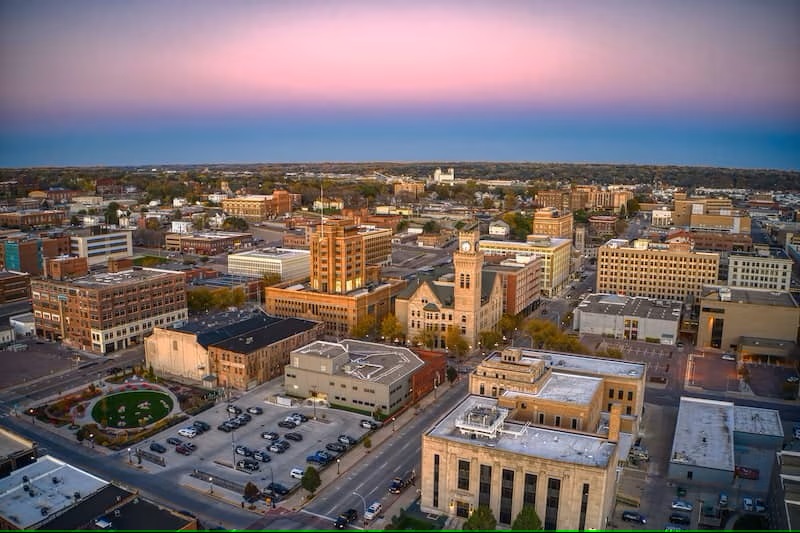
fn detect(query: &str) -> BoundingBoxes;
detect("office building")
[221,190,292,221]
[532,207,573,240]
[284,339,424,416]
[572,294,682,344]
[69,231,133,266]
[32,268,187,354]
[0,234,71,276]
[479,236,572,297]
[164,231,253,255]
[728,247,793,291]
[597,238,720,302]
[483,255,542,317]
[0,271,31,303]
[228,247,310,281]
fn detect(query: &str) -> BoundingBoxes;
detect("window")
[578,483,590,531]
[627,391,633,401]
[554,416,561,427]
[608,389,614,399]
[617,390,624,400]
[544,478,561,530]
[499,469,514,524]
[479,465,492,508]
[524,473,537,507]
[571,418,578,429]
[457,460,470,491]
[433,454,440,508]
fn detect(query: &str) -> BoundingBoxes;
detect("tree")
[145,217,161,231]
[243,481,260,502]
[261,272,282,287]
[351,315,377,339]
[446,366,458,383]
[482,196,495,210]
[479,330,503,352]
[445,327,469,359]
[498,313,520,336]
[396,219,409,233]
[187,287,214,313]
[511,504,541,530]
[463,505,497,530]
[380,314,404,343]
[301,466,321,495]
[70,214,81,226]
[222,216,249,231]
[503,192,517,210]
[412,329,436,349]
[104,201,120,225]
[626,197,641,217]
[422,220,440,234]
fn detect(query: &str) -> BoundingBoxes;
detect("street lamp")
[337,458,341,475]
[392,416,396,432]
[310,385,317,420]
[353,491,367,529]
[127,447,132,464]
[89,433,94,448]
[209,477,213,494]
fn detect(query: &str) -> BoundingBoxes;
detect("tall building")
[531,207,574,239]
[0,234,71,276]
[420,347,646,529]
[395,226,504,350]
[227,247,310,281]
[727,247,793,291]
[265,218,402,338]
[69,230,133,266]
[597,238,719,302]
[483,256,542,317]
[479,236,572,297]
[32,267,187,354]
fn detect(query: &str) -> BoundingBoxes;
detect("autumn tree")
[351,314,377,339]
[446,327,470,359]
[380,313,404,343]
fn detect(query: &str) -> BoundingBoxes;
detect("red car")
[735,466,759,480]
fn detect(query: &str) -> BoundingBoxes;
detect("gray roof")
[396,269,498,309]
[171,309,279,348]
[670,397,735,472]
[211,317,319,353]
[701,286,798,308]
[576,293,682,322]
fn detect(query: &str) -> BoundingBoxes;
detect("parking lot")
[136,397,372,494]
[689,355,738,392]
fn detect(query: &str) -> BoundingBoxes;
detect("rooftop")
[0,427,35,462]
[701,286,798,308]
[211,317,319,353]
[427,395,618,468]
[0,456,108,530]
[576,293,683,321]
[479,236,572,250]
[66,268,182,289]
[483,349,646,380]
[733,405,784,437]
[670,397,735,472]
[183,231,251,239]
[229,247,310,260]
[535,372,602,405]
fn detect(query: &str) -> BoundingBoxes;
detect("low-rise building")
[0,271,30,303]
[572,293,682,344]
[228,247,310,282]
[480,236,572,297]
[69,230,133,266]
[728,246,793,291]
[284,339,425,416]
[533,207,574,239]
[0,210,65,228]
[221,191,292,221]
[165,231,253,255]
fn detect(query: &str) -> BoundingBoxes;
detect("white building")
[207,192,229,204]
[651,207,673,227]
[69,231,133,266]
[173,197,187,208]
[227,247,310,281]
[432,167,455,185]
[170,220,194,234]
[728,246,793,291]
[488,219,510,238]
[572,294,682,344]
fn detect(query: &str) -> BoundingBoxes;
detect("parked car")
[266,482,290,495]
[721,353,736,361]
[364,502,382,521]
[237,459,259,472]
[671,500,693,512]
[226,418,242,429]
[735,466,760,480]
[247,406,263,415]
[622,511,647,524]
[316,450,333,461]
[755,498,766,513]
[743,497,754,512]
[149,442,167,454]
[285,432,303,442]
[326,442,347,453]
[719,492,729,507]
[306,455,327,465]
[291,412,309,422]
[175,444,193,456]
[235,445,254,457]
[217,423,232,433]
[261,431,280,441]
[290,467,304,479]
[360,419,380,430]
[192,420,211,432]
[178,427,198,438]
[166,437,183,446]
[338,435,357,446]
[335,509,358,529]
[278,420,297,429]
[269,442,288,454]
[252,450,271,463]
[237,413,252,423]
[226,405,242,415]
[668,513,691,525]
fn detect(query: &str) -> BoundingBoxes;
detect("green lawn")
[91,390,173,429]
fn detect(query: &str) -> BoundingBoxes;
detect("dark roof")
[395,269,498,309]
[172,310,281,348]
[210,317,320,353]
[41,484,131,531]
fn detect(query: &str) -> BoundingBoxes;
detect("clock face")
[461,241,471,252]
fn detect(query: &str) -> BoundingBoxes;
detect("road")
[302,378,469,528]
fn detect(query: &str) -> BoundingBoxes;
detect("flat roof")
[577,294,682,322]
[229,247,309,259]
[670,397,735,472]
[484,349,646,379]
[69,268,181,289]
[701,286,798,308]
[427,395,618,468]
[479,236,571,250]
[536,372,602,405]
[733,405,784,437]
[183,231,251,239]
[0,427,35,460]
[0,456,108,529]
[211,317,319,353]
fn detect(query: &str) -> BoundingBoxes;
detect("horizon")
[1,0,798,170]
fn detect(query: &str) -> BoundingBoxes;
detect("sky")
[1,0,799,169]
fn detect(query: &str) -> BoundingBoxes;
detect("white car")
[743,497,754,512]
[178,427,198,438]
[290,467,304,479]
[364,502,382,521]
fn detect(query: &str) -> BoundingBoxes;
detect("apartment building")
[70,231,133,266]
[479,236,572,297]
[728,247,793,291]
[0,210,65,228]
[228,247,310,281]
[393,180,425,199]
[283,339,425,416]
[0,271,30,304]
[532,207,573,239]
[483,255,542,317]
[32,267,187,354]
[164,231,252,255]
[221,190,292,221]
[420,347,646,529]
[597,238,720,302]
[0,234,71,276]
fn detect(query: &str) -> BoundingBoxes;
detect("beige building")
[420,348,646,529]
[479,236,572,297]
[227,247,310,281]
[284,339,424,416]
[727,247,793,291]
[672,194,750,234]
[395,226,504,350]
[69,230,133,266]
[221,191,292,221]
[696,286,799,358]
[597,238,720,302]
[531,207,573,239]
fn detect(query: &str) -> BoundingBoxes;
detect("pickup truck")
[389,470,416,494]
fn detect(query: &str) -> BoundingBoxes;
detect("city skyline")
[1,0,798,169]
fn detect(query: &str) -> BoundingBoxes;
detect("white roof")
[428,395,618,468]
[670,397,735,472]
[734,405,784,437]
[485,350,646,379]
[535,372,602,405]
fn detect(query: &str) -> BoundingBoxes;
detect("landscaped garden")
[91,390,173,429]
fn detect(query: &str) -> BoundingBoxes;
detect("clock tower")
[453,225,482,319]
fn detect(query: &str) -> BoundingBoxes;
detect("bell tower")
[453,225,482,316]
